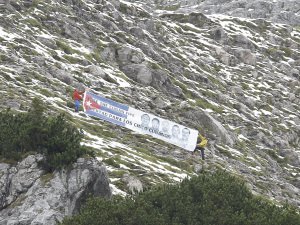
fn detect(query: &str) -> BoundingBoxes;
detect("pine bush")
[61,171,300,225]
[0,98,89,170]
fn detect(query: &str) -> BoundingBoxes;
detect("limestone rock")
[209,26,228,43]
[183,110,235,146]
[215,47,231,65]
[86,65,106,78]
[122,174,143,194]
[122,63,152,85]
[233,48,256,65]
[0,155,111,225]
[48,66,74,85]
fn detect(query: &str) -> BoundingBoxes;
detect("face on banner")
[83,92,198,151]
[141,114,150,128]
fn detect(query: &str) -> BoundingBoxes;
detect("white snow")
[238,134,250,141]
[227,146,243,156]
[120,164,131,170]
[260,109,272,116]
[253,110,261,117]
[0,26,21,40]
[32,43,52,58]
[249,166,262,172]
[37,32,55,39]
[110,184,127,196]
[71,45,91,54]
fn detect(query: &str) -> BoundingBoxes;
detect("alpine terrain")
[0,0,300,224]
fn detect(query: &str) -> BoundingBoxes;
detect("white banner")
[83,91,198,151]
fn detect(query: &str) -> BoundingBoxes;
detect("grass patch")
[241,82,250,90]
[0,54,12,62]
[63,55,82,64]
[156,155,193,173]
[103,157,121,168]
[113,179,127,191]
[25,18,43,29]
[280,47,292,57]
[150,62,162,70]
[39,88,53,97]
[215,145,233,158]
[172,79,189,94]
[56,40,80,55]
[32,72,47,82]
[31,0,41,7]
[194,98,224,113]
[267,149,287,164]
[157,4,180,11]
[109,170,127,178]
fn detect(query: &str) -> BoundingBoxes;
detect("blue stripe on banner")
[86,110,126,127]
[88,92,129,111]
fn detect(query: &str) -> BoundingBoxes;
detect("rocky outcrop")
[149,0,300,25]
[233,48,256,65]
[183,110,235,146]
[0,155,111,225]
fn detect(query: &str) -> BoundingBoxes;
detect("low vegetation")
[61,170,300,225]
[0,98,91,171]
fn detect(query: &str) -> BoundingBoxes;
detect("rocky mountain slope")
[128,0,300,25]
[0,0,299,216]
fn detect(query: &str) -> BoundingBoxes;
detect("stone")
[121,63,152,85]
[117,46,145,64]
[215,47,231,65]
[183,110,235,146]
[122,174,143,194]
[137,64,152,85]
[232,34,256,51]
[86,65,106,78]
[279,149,300,167]
[210,26,228,43]
[233,48,256,65]
[290,68,299,80]
[194,164,203,173]
[48,66,74,85]
[0,155,111,224]
[153,96,168,109]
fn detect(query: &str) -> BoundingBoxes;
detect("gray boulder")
[279,149,300,167]
[122,63,152,85]
[215,47,231,65]
[0,155,111,225]
[209,26,228,43]
[290,68,299,80]
[122,174,143,194]
[117,46,145,65]
[233,48,256,65]
[232,34,256,51]
[48,66,74,85]
[85,65,106,78]
[183,110,235,146]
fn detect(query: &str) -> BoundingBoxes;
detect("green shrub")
[61,170,300,225]
[0,98,90,170]
[0,110,28,160]
[40,113,86,171]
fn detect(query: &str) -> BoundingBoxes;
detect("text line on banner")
[83,92,198,151]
